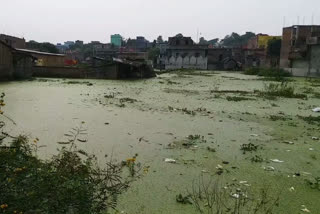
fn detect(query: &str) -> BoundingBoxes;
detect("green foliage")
[226,96,255,102]
[148,48,160,61]
[244,68,292,81]
[267,38,282,57]
[26,41,59,54]
[260,82,307,99]
[221,32,256,47]
[0,94,139,213]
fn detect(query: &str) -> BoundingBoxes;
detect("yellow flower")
[14,168,23,173]
[126,158,136,163]
[0,204,8,209]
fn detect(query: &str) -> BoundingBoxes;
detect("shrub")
[244,68,292,81]
[0,94,139,214]
[258,82,307,99]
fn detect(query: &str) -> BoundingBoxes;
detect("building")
[280,25,320,76]
[64,41,75,48]
[165,35,208,70]
[125,36,150,52]
[0,34,26,49]
[111,34,122,47]
[16,49,66,67]
[207,48,242,70]
[245,34,281,49]
[243,34,282,68]
[0,40,14,79]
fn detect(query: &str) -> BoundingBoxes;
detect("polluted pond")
[1,71,320,213]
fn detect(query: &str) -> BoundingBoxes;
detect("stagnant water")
[1,73,320,213]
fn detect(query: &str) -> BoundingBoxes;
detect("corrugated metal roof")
[15,48,65,57]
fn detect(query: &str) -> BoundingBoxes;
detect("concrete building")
[207,48,242,70]
[111,34,122,47]
[0,34,26,49]
[280,25,320,77]
[165,35,208,70]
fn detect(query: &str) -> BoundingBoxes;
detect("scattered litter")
[286,150,291,152]
[270,159,284,163]
[201,170,209,173]
[312,107,320,112]
[264,166,275,171]
[301,205,311,213]
[283,141,294,145]
[309,148,314,151]
[207,147,216,152]
[164,158,176,163]
[250,134,259,137]
[289,187,295,192]
[216,164,223,169]
[302,172,312,176]
[239,181,251,186]
[222,161,229,165]
[176,194,192,204]
[231,193,240,199]
[312,137,319,140]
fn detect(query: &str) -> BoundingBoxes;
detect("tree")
[221,32,255,48]
[157,36,164,43]
[148,48,160,63]
[199,37,208,44]
[267,38,282,57]
[26,41,59,54]
[175,33,184,38]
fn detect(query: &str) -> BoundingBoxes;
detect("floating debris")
[312,107,320,112]
[270,159,284,163]
[312,137,319,140]
[283,141,294,145]
[164,158,176,163]
[289,187,295,192]
[264,166,275,171]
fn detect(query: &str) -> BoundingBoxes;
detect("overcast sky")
[1,0,319,44]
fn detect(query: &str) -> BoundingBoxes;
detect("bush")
[244,68,292,81]
[258,82,307,99]
[0,94,139,214]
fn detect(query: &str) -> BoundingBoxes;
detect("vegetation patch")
[256,82,307,99]
[240,143,258,154]
[0,94,139,214]
[244,68,292,81]
[298,115,320,125]
[226,96,255,102]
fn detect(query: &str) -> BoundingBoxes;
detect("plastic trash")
[283,141,294,145]
[250,134,259,137]
[312,136,319,140]
[301,205,311,213]
[164,158,176,163]
[270,159,284,163]
[289,187,295,192]
[312,107,320,112]
[309,148,314,151]
[264,166,275,171]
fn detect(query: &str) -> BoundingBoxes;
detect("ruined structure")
[0,34,26,49]
[0,41,14,80]
[243,34,281,68]
[0,41,34,80]
[280,25,320,77]
[165,35,208,70]
[207,48,242,70]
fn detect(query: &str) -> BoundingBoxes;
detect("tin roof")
[15,48,65,57]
